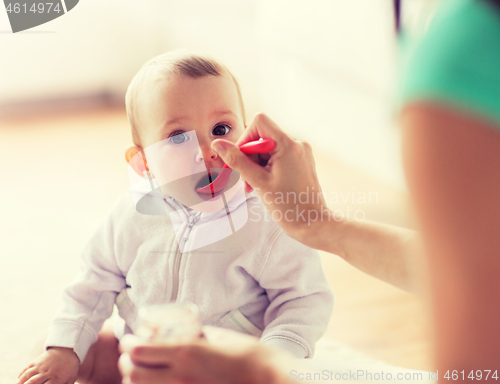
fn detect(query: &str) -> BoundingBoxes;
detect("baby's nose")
[196,146,218,163]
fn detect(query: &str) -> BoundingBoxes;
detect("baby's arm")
[19,209,127,382]
[45,212,126,361]
[257,229,334,358]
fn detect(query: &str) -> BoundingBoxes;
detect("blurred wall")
[0,0,406,188]
[255,0,403,188]
[156,0,405,188]
[0,0,168,102]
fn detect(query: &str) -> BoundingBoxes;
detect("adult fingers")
[118,352,134,377]
[120,335,190,370]
[122,327,255,366]
[127,349,234,384]
[120,344,188,370]
[120,335,177,367]
[122,364,184,384]
[133,343,211,368]
[120,351,187,384]
[119,334,141,354]
[130,366,170,384]
[214,112,299,191]
[211,139,271,190]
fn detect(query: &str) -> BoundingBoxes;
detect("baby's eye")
[169,132,190,145]
[212,124,231,136]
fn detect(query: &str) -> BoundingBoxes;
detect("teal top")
[400,0,500,129]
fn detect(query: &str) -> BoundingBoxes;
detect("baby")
[19,51,334,384]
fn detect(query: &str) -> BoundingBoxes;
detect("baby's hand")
[18,347,79,384]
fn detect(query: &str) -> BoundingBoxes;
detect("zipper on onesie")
[170,212,199,302]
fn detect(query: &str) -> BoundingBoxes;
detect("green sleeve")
[400,0,500,129]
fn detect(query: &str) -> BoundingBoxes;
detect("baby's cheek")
[149,151,205,186]
[172,155,205,179]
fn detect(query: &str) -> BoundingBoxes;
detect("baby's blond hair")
[125,50,245,146]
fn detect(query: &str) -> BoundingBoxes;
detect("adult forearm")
[402,103,500,377]
[309,217,421,292]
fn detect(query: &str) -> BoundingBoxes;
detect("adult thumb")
[211,139,269,189]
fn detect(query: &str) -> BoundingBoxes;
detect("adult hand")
[118,326,291,384]
[211,113,332,249]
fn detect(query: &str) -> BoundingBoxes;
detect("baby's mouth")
[195,172,219,190]
[195,168,232,196]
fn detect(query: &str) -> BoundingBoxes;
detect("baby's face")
[139,74,245,211]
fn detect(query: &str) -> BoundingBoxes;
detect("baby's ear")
[125,145,149,178]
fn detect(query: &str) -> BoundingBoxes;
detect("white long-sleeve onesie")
[45,187,334,362]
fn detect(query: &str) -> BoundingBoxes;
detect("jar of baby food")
[136,302,203,342]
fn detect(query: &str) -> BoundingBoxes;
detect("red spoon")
[196,138,275,195]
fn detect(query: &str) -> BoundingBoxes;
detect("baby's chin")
[189,196,228,213]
